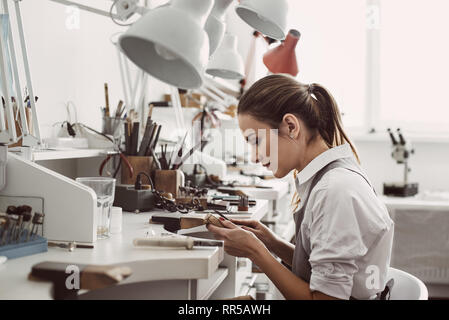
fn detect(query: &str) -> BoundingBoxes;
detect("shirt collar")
[295,143,355,187]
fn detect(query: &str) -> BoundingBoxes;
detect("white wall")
[355,139,449,193]
[7,0,170,139]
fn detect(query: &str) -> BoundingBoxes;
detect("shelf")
[33,149,112,161]
[31,148,112,161]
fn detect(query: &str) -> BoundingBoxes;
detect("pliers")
[99,150,134,178]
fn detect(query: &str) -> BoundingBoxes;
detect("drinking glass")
[76,177,116,239]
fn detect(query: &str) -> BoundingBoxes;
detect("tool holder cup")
[121,156,154,185]
[102,117,124,140]
[154,170,185,198]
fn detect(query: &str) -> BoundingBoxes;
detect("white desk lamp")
[119,0,214,90]
[236,0,289,41]
[206,33,245,80]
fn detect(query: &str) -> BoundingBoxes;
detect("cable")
[134,171,155,191]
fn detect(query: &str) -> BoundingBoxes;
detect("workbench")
[223,174,291,221]
[0,199,269,300]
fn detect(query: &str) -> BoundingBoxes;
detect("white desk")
[0,199,269,300]
[223,174,290,221]
[381,195,449,299]
[381,195,449,211]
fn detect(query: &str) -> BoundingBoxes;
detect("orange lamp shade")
[263,29,301,76]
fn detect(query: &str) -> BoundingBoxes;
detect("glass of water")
[76,177,116,239]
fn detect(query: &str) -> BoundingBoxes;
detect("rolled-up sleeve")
[306,185,369,300]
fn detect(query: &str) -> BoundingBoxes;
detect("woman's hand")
[229,219,279,252]
[207,219,268,260]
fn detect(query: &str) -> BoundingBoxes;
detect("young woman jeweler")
[207,74,394,300]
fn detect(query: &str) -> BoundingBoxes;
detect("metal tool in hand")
[214,210,230,221]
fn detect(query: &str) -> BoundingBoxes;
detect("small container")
[76,177,116,240]
[102,117,124,139]
[154,170,185,198]
[110,207,123,234]
[121,156,154,185]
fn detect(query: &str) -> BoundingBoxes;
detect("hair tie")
[308,84,313,94]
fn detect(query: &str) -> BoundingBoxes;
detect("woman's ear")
[281,114,301,139]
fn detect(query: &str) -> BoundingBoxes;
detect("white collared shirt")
[294,144,394,300]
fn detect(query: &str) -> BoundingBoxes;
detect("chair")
[387,267,428,300]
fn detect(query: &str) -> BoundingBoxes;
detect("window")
[287,0,367,128]
[379,0,449,133]
[285,0,449,134]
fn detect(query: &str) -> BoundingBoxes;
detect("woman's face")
[238,114,302,178]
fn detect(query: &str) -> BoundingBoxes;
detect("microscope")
[383,128,419,197]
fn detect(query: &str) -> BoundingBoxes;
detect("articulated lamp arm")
[47,0,147,21]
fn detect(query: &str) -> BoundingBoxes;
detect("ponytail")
[308,83,360,163]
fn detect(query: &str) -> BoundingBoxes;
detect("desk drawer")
[194,267,229,300]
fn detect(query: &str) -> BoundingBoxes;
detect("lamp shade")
[118,0,213,89]
[263,29,300,76]
[236,0,288,40]
[205,0,234,56]
[206,34,244,80]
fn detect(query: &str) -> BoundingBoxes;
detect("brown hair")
[238,74,359,210]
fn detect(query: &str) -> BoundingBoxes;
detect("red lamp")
[263,29,301,77]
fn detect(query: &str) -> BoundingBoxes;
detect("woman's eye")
[250,137,259,146]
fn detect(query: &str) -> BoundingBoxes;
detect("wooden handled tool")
[29,261,132,299]
[150,213,224,233]
[133,236,223,249]
[104,83,110,117]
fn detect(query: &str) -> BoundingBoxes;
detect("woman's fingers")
[230,219,258,228]
[241,225,258,234]
[219,219,237,229]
